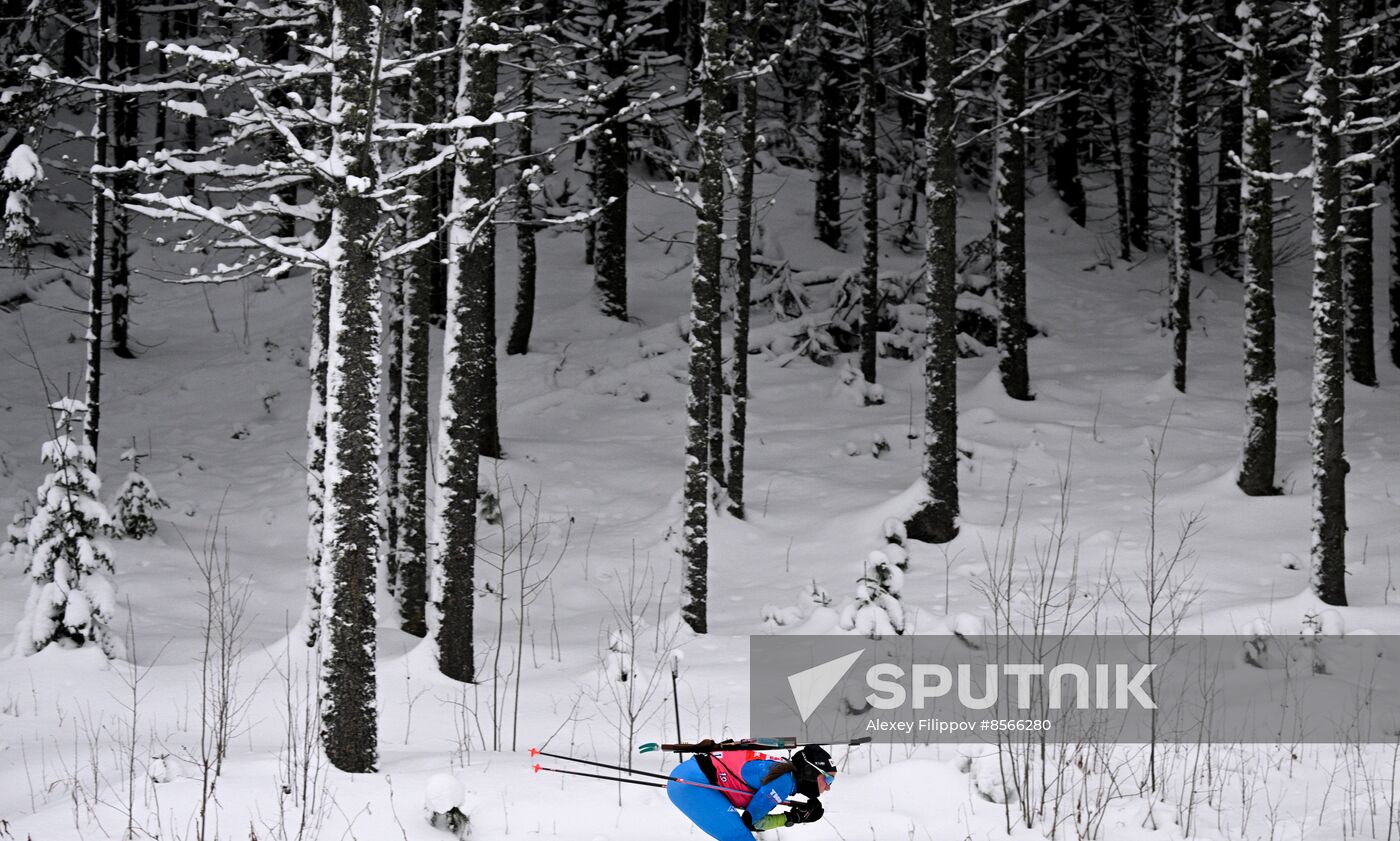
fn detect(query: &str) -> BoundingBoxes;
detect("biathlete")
[667,744,837,840]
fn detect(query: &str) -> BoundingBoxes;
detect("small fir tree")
[839,550,906,638]
[109,445,167,539]
[15,399,121,658]
[2,144,44,270]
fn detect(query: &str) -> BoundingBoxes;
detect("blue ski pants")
[667,758,753,841]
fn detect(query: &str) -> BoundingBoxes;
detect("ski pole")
[531,763,758,798]
[671,654,683,748]
[531,747,678,783]
[533,764,665,789]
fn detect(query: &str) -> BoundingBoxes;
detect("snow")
[2,86,1400,841]
[2,143,42,184]
[424,772,467,813]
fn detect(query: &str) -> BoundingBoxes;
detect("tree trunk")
[682,0,729,634]
[83,0,111,459]
[1051,3,1087,226]
[385,259,404,596]
[506,26,537,356]
[435,0,503,681]
[728,0,759,519]
[593,0,629,320]
[1343,0,1377,386]
[1212,0,1242,278]
[1127,0,1153,252]
[1237,0,1277,497]
[994,0,1031,401]
[177,4,199,197]
[304,255,331,647]
[1108,91,1132,261]
[154,1,169,150]
[1392,120,1400,369]
[319,0,383,774]
[708,309,725,487]
[1183,26,1202,273]
[465,0,501,459]
[1307,0,1347,606]
[859,0,880,386]
[393,0,438,639]
[905,0,959,545]
[110,0,139,359]
[60,0,85,76]
[814,0,843,249]
[1168,0,1196,393]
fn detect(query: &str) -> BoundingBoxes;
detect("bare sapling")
[595,551,682,772]
[1108,411,1202,803]
[477,468,569,750]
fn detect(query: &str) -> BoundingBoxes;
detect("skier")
[667,744,837,839]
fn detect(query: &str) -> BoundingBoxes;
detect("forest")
[1,0,1399,838]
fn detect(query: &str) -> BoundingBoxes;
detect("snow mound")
[424,773,467,813]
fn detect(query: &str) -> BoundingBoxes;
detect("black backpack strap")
[694,753,719,786]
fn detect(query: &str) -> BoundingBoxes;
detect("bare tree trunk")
[320,0,383,773]
[682,0,729,634]
[1168,0,1196,393]
[994,0,1031,401]
[859,0,880,386]
[593,0,629,320]
[728,0,759,519]
[83,0,111,458]
[60,0,85,76]
[506,23,537,356]
[434,0,502,681]
[385,262,404,594]
[110,0,139,359]
[1392,122,1400,370]
[905,0,959,545]
[465,0,501,459]
[153,0,169,150]
[177,4,198,197]
[304,256,331,646]
[814,0,843,249]
[1212,0,1242,278]
[1307,0,1347,606]
[1127,0,1154,252]
[1108,90,1132,261]
[1051,3,1087,226]
[1237,0,1277,497]
[1343,0,1377,386]
[1183,24,1202,273]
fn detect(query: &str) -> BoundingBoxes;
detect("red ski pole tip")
[533,763,542,773]
[529,747,540,757]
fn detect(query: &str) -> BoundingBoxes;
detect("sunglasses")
[820,772,836,786]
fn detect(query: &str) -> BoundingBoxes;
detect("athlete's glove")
[786,799,824,824]
[750,813,788,831]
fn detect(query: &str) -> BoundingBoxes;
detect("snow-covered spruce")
[15,403,121,658]
[108,449,168,539]
[839,550,905,638]
[2,143,43,267]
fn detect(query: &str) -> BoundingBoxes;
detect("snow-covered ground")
[2,144,1400,840]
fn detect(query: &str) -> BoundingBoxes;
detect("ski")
[637,736,871,754]
[637,737,796,754]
